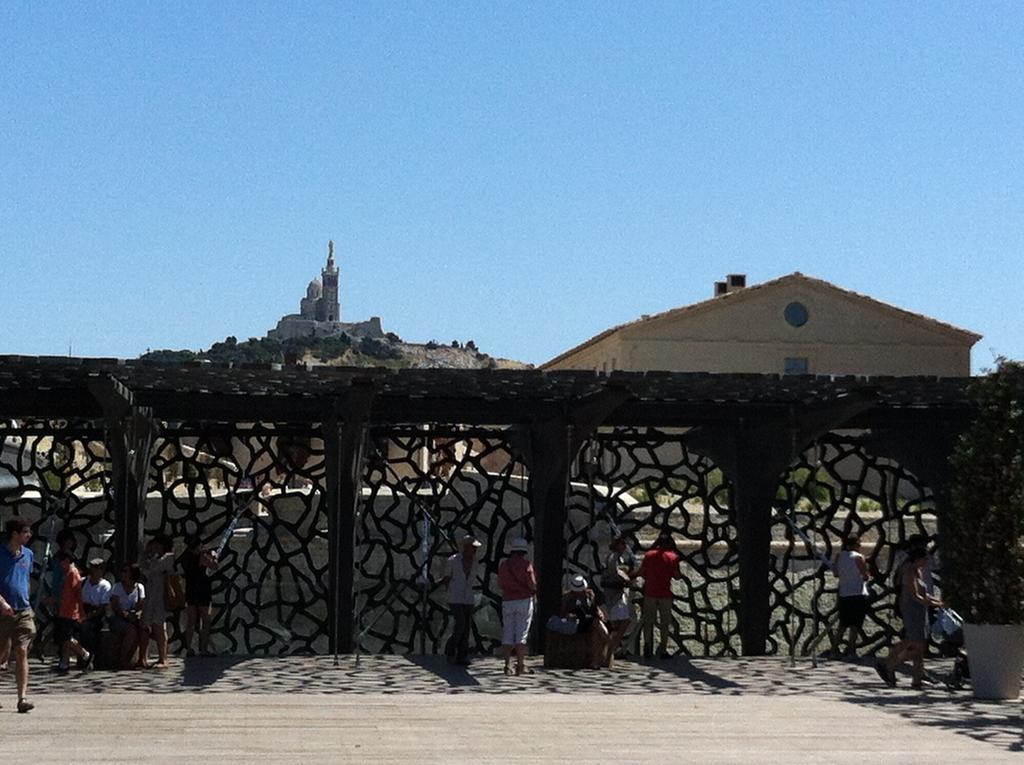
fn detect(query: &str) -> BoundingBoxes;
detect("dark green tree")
[140,348,197,363]
[945,360,1024,623]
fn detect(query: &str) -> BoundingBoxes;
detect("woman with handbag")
[561,575,609,669]
[601,535,638,666]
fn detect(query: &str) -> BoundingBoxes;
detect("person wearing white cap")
[497,537,537,676]
[442,533,482,665]
[561,574,609,668]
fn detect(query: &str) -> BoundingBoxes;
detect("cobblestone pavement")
[2,655,1021,762]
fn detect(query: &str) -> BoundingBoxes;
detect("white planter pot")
[962,623,1024,700]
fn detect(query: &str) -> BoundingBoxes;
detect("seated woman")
[560,574,609,669]
[109,563,147,670]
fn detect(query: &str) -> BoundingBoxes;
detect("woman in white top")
[109,563,147,670]
[832,534,871,658]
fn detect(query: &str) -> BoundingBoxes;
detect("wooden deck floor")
[2,655,1021,763]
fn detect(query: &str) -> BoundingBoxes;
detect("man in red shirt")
[637,531,681,659]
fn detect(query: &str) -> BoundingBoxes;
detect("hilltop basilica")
[267,241,384,341]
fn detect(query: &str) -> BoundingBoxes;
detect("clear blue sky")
[2,3,1022,371]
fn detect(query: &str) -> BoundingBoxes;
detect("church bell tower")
[318,240,340,322]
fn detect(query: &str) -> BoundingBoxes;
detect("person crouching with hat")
[561,574,609,669]
[498,537,537,676]
[442,533,482,666]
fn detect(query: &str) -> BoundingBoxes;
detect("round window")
[784,302,809,327]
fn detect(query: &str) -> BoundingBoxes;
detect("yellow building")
[543,273,980,377]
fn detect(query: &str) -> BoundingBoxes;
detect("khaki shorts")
[0,609,37,647]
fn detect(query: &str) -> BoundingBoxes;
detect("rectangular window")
[784,357,809,375]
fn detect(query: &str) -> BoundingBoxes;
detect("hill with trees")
[141,332,529,370]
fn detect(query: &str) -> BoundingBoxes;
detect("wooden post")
[520,385,631,651]
[323,381,375,655]
[524,418,572,651]
[731,448,781,656]
[89,376,158,567]
[687,392,876,655]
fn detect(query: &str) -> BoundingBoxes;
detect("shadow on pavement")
[835,678,1023,753]
[181,654,251,687]
[405,655,481,688]
[632,657,742,690]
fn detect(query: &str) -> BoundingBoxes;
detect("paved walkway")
[2,655,1021,762]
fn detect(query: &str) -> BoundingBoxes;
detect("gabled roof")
[542,272,982,369]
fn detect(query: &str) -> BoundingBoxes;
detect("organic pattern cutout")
[568,428,741,657]
[770,433,937,656]
[356,428,530,654]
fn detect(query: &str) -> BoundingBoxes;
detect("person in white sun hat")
[560,574,609,668]
[498,537,537,676]
[443,533,482,666]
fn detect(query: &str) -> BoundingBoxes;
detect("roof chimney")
[727,274,746,289]
[714,281,728,297]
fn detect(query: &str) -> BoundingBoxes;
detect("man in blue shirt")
[0,516,37,713]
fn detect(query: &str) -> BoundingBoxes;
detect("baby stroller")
[932,607,970,688]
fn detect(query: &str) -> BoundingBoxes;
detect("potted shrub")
[945,360,1024,699]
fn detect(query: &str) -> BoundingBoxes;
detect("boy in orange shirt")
[55,551,91,673]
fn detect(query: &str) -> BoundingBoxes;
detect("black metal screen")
[568,428,741,657]
[770,432,937,656]
[0,420,114,639]
[355,427,530,654]
[1,418,945,659]
[148,425,329,654]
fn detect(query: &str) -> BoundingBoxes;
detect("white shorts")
[502,598,534,646]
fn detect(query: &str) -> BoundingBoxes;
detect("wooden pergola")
[0,355,973,655]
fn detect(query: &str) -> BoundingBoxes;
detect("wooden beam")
[0,389,103,419]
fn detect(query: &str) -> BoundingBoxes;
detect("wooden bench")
[543,629,609,669]
[94,629,122,670]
